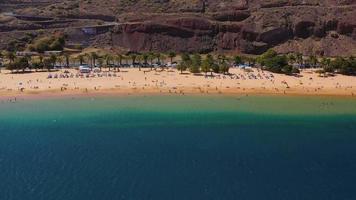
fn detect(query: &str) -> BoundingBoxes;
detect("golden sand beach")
[0,68,356,99]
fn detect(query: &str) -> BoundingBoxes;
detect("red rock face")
[106,0,356,55]
[111,17,354,55]
[0,0,355,55]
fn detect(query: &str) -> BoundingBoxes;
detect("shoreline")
[1,87,356,101]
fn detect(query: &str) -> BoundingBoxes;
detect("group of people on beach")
[0,66,355,97]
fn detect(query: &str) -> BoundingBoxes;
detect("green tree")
[90,52,98,69]
[296,53,303,67]
[49,54,57,71]
[190,54,201,73]
[6,62,16,72]
[142,53,149,67]
[137,54,143,71]
[77,54,84,65]
[168,51,176,64]
[286,53,296,65]
[234,55,243,66]
[207,54,215,75]
[115,54,123,71]
[6,51,16,64]
[217,55,230,74]
[64,53,70,68]
[321,57,333,73]
[84,53,90,65]
[130,53,137,66]
[291,67,300,74]
[17,56,30,72]
[244,56,256,67]
[219,60,230,74]
[331,57,356,75]
[201,54,214,75]
[25,55,32,72]
[147,52,155,70]
[98,57,104,71]
[257,49,277,66]
[281,65,293,74]
[0,51,3,73]
[43,58,52,71]
[308,55,318,68]
[264,55,290,74]
[178,53,191,74]
[32,61,43,72]
[155,52,161,64]
[104,54,113,71]
[201,58,210,75]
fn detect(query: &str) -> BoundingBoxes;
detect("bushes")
[332,57,356,75]
[178,53,230,75]
[258,49,299,75]
[28,36,65,53]
[177,53,190,73]
[190,54,201,73]
[6,57,29,72]
[319,57,356,75]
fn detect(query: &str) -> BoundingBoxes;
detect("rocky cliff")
[0,0,355,56]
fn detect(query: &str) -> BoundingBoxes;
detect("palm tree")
[21,55,31,72]
[0,51,3,73]
[217,55,231,74]
[130,53,137,66]
[104,54,113,71]
[190,53,202,73]
[296,53,303,68]
[207,54,214,75]
[49,54,57,71]
[321,57,333,73]
[97,57,104,71]
[142,53,149,64]
[90,52,98,69]
[78,54,84,65]
[25,55,32,72]
[287,53,296,65]
[115,54,123,72]
[148,52,155,70]
[155,53,166,70]
[57,56,64,68]
[220,61,229,74]
[123,55,129,65]
[217,54,227,65]
[64,53,70,68]
[234,55,242,66]
[309,55,318,68]
[155,52,161,64]
[168,51,176,64]
[178,53,191,74]
[201,58,210,75]
[5,51,16,73]
[136,54,143,71]
[84,53,90,65]
[6,51,16,64]
[38,54,44,71]
[115,54,122,65]
[245,56,255,67]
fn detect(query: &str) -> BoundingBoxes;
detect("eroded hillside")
[0,0,355,56]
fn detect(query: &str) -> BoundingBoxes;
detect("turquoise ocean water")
[0,95,356,200]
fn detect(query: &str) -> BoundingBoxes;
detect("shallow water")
[0,95,356,200]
